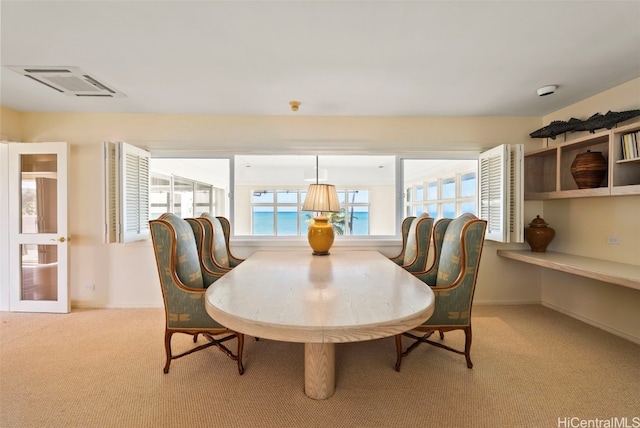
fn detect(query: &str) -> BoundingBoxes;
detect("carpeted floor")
[1,305,638,428]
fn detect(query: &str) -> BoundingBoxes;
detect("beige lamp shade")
[302,184,340,213]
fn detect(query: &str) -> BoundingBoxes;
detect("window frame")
[109,150,521,243]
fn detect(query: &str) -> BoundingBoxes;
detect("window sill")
[232,236,401,248]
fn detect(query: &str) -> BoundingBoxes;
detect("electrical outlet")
[84,284,95,291]
[606,236,621,245]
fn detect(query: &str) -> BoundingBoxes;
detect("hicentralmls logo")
[557,417,640,428]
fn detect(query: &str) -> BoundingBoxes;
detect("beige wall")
[1,77,638,342]
[538,77,640,342]
[0,107,24,141]
[0,106,542,310]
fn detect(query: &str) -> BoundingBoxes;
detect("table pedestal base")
[304,342,335,400]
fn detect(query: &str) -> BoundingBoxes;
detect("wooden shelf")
[524,121,640,199]
[497,250,640,291]
[616,157,640,164]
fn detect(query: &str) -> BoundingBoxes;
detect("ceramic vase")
[525,215,555,253]
[570,150,607,189]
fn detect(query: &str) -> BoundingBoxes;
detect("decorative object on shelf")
[525,215,555,253]
[570,150,607,189]
[529,109,640,140]
[302,156,341,256]
[529,118,582,140]
[621,131,639,160]
[580,110,640,134]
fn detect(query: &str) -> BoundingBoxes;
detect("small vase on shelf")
[525,215,555,253]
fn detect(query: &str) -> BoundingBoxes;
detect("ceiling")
[2,1,640,117]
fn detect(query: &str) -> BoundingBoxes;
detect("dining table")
[204,249,435,399]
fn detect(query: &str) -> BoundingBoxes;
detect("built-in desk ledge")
[496,250,640,291]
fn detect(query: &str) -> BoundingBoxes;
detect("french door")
[8,142,69,313]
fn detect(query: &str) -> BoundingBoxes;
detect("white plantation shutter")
[479,144,523,243]
[104,142,150,243]
[509,144,524,243]
[121,143,150,243]
[103,142,118,243]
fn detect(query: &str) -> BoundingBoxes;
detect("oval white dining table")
[204,250,435,400]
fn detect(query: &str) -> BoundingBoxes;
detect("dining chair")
[150,213,245,375]
[389,213,434,273]
[186,216,229,280]
[395,213,487,371]
[195,213,244,274]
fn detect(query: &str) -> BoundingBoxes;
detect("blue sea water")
[253,211,369,236]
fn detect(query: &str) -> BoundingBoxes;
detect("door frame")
[0,142,9,311]
[7,142,70,313]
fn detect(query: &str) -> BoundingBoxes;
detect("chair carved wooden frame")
[395,213,487,371]
[150,213,244,375]
[389,213,434,273]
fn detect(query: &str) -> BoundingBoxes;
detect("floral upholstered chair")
[150,213,244,374]
[389,214,434,273]
[395,213,487,371]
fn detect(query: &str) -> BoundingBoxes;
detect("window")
[402,159,477,221]
[108,150,521,243]
[251,189,302,236]
[235,155,394,236]
[150,174,171,219]
[149,173,216,220]
[247,187,371,236]
[339,190,370,235]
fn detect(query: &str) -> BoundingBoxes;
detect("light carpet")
[1,305,638,428]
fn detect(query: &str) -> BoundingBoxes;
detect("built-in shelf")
[524,121,640,200]
[497,250,640,291]
[616,157,640,164]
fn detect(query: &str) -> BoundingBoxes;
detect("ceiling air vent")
[7,66,126,98]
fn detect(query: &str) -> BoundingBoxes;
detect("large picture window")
[110,149,521,243]
[234,155,394,236]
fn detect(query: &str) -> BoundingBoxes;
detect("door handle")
[50,237,68,243]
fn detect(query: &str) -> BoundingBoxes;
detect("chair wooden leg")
[464,326,473,369]
[163,330,173,374]
[395,334,403,372]
[237,333,245,375]
[398,328,474,369]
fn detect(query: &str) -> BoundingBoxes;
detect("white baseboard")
[542,301,640,345]
[474,299,540,305]
[72,302,163,309]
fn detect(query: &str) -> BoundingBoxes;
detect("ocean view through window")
[251,188,370,236]
[148,155,484,238]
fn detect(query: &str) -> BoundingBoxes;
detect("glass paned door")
[9,142,69,313]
